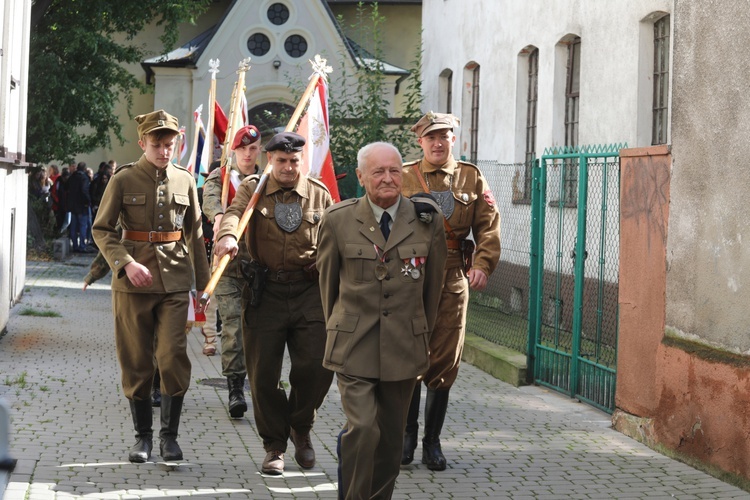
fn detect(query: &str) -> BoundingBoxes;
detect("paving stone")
[1,255,749,499]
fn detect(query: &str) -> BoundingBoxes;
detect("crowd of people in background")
[28,159,116,253]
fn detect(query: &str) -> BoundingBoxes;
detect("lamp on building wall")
[273,59,281,69]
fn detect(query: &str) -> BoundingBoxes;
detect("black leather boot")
[128,399,153,463]
[401,383,421,465]
[421,389,449,471]
[227,374,247,419]
[151,369,162,408]
[159,395,184,462]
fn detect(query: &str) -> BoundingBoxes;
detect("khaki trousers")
[113,290,191,400]
[337,374,416,500]
[421,265,469,390]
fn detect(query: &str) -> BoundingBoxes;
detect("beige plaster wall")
[666,1,750,352]
[617,146,750,483]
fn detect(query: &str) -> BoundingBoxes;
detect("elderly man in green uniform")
[318,142,447,499]
[400,112,501,471]
[201,125,261,419]
[92,110,210,464]
[214,131,334,475]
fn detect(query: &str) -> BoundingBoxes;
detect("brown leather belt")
[122,230,182,243]
[446,239,461,250]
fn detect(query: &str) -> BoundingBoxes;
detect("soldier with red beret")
[201,124,262,419]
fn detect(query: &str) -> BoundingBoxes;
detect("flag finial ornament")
[310,54,333,82]
[237,57,252,73]
[209,58,220,77]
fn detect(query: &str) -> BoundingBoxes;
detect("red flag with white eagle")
[298,77,340,202]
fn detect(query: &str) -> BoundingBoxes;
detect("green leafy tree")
[327,4,423,199]
[27,0,212,164]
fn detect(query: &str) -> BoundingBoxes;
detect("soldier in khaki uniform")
[92,110,210,464]
[214,131,334,475]
[400,112,501,471]
[318,142,447,499]
[202,125,261,419]
[82,237,162,408]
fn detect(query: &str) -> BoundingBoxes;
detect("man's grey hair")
[356,142,403,172]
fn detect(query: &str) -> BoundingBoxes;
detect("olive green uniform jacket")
[317,195,448,381]
[92,155,210,293]
[401,154,501,389]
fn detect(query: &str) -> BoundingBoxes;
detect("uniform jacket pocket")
[325,312,359,366]
[344,243,377,283]
[122,193,146,224]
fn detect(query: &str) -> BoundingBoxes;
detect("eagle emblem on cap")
[426,111,437,122]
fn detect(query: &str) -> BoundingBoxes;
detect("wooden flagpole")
[220,58,252,210]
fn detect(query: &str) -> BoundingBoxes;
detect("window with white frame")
[564,36,581,149]
[652,15,670,145]
[524,47,539,200]
[562,36,581,204]
[439,69,453,114]
[469,64,480,163]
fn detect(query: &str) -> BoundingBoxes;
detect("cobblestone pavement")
[1,255,748,499]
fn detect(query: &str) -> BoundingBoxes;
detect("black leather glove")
[410,192,438,223]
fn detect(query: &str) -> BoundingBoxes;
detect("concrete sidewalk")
[0,255,747,499]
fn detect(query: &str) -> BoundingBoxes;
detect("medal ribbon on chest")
[373,244,388,281]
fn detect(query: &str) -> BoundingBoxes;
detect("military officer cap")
[135,109,180,139]
[264,131,306,153]
[411,111,460,137]
[231,125,261,150]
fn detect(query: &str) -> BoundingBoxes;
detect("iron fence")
[466,161,534,354]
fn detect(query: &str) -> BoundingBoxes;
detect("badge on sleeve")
[483,189,496,208]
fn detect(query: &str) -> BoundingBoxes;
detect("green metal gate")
[527,144,624,413]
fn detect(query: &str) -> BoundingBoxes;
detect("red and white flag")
[219,166,242,206]
[298,78,340,202]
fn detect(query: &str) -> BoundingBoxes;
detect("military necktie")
[380,211,391,241]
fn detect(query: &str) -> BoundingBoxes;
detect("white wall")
[422,0,671,279]
[0,0,32,332]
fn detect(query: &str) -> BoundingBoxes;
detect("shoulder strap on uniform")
[326,197,357,213]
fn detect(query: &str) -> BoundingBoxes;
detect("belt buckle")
[276,270,286,281]
[148,231,157,242]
